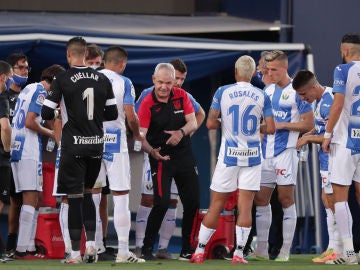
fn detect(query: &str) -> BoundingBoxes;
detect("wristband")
[180,128,186,137]
[323,132,332,139]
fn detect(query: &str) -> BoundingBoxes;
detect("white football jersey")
[11,83,47,161]
[262,82,312,158]
[210,81,273,167]
[99,69,136,154]
[332,61,360,150]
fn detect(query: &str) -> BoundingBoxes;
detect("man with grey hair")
[137,63,200,261]
[190,55,275,264]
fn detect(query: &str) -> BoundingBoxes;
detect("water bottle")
[133,132,143,152]
[133,140,142,152]
[46,137,56,152]
[299,144,309,162]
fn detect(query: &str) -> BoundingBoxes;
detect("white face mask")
[89,65,100,70]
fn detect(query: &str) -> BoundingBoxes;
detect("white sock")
[234,226,251,258]
[27,210,39,252]
[280,204,297,257]
[195,223,215,254]
[85,241,96,249]
[325,208,335,250]
[113,194,131,257]
[334,201,355,258]
[59,202,72,253]
[92,193,104,252]
[333,222,343,255]
[255,205,271,256]
[158,207,177,249]
[135,205,151,247]
[16,205,35,253]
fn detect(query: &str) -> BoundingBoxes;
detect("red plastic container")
[35,208,86,259]
[191,208,235,259]
[35,209,65,259]
[42,162,56,208]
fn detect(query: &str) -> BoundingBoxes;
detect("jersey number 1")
[83,87,94,120]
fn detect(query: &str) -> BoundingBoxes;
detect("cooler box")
[42,162,56,208]
[35,208,65,259]
[35,207,86,259]
[191,208,235,259]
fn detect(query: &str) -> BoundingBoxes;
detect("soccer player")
[321,33,360,265]
[94,45,145,263]
[292,70,341,263]
[253,50,314,262]
[11,64,65,260]
[190,55,275,264]
[41,37,118,264]
[135,59,205,260]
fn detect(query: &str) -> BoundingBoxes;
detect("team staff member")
[190,55,275,264]
[138,63,199,261]
[135,59,205,260]
[41,37,118,264]
[3,53,30,259]
[0,61,12,214]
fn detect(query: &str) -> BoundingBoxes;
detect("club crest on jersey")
[173,99,182,110]
[281,93,290,100]
[36,94,45,105]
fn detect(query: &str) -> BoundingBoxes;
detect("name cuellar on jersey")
[11,83,47,161]
[332,61,360,151]
[210,82,273,167]
[41,66,118,157]
[262,82,312,158]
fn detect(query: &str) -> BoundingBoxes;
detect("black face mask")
[342,56,347,64]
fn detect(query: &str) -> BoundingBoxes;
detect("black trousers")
[143,155,200,252]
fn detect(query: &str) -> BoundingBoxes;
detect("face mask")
[5,77,14,90]
[89,65,100,70]
[342,56,347,64]
[12,74,28,87]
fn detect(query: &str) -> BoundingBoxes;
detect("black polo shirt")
[138,87,194,157]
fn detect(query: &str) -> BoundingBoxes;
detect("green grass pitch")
[0,255,358,270]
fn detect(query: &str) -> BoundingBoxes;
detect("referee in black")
[41,37,118,264]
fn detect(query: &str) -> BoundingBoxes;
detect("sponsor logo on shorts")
[275,168,291,179]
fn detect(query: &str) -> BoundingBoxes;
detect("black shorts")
[0,166,11,204]
[57,151,102,195]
